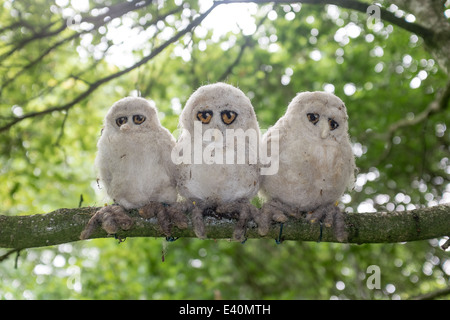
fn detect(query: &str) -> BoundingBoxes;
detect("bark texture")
[0,204,449,249]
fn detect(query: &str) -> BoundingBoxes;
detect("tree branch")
[217,0,434,40]
[0,2,220,133]
[386,80,450,134]
[410,285,450,300]
[0,0,153,64]
[0,204,449,249]
[218,12,269,81]
[0,21,67,62]
[1,1,155,91]
[370,79,450,166]
[80,0,153,26]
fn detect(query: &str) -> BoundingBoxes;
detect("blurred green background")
[0,0,449,299]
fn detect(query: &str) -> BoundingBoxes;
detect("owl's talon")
[273,210,288,223]
[156,204,171,236]
[191,205,207,239]
[172,212,189,230]
[234,204,252,242]
[216,199,253,242]
[258,199,291,236]
[308,204,348,242]
[333,209,348,242]
[80,205,133,240]
[166,200,192,231]
[306,207,327,225]
[324,219,333,228]
[139,202,160,219]
[256,204,271,236]
[139,202,182,237]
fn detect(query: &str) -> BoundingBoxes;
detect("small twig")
[78,194,84,208]
[0,21,67,63]
[441,237,450,251]
[14,249,21,269]
[0,248,21,264]
[54,110,69,147]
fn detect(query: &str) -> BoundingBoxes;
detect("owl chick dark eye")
[116,116,128,127]
[197,110,213,124]
[132,114,146,125]
[221,110,238,125]
[307,113,320,125]
[328,118,339,130]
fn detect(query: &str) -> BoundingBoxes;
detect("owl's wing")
[158,128,178,185]
[265,115,289,149]
[261,118,285,167]
[346,144,357,190]
[95,151,113,189]
[168,129,191,183]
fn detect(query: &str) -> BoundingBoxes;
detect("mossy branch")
[0,204,449,249]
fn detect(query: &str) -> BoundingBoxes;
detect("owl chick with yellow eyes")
[171,83,260,240]
[259,91,356,241]
[80,97,187,240]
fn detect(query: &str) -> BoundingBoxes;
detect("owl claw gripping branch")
[80,204,133,240]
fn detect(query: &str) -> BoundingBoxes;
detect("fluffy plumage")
[80,97,187,240]
[259,91,356,241]
[173,83,260,240]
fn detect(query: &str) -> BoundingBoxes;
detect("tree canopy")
[0,0,449,300]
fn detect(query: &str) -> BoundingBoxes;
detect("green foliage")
[1,237,449,300]
[0,0,449,299]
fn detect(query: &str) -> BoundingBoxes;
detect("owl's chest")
[102,135,162,173]
[281,143,345,183]
[282,139,338,162]
[307,144,341,172]
[111,143,155,163]
[179,162,259,202]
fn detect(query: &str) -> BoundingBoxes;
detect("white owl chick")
[259,91,355,241]
[172,83,260,240]
[80,97,187,240]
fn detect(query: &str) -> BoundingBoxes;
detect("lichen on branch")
[0,204,449,249]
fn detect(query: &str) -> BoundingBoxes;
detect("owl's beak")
[120,123,130,131]
[320,121,329,139]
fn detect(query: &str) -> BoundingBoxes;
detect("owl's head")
[180,82,259,133]
[285,91,349,142]
[104,97,160,133]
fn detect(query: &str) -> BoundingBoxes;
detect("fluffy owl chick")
[171,83,260,240]
[80,97,187,240]
[259,91,355,241]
